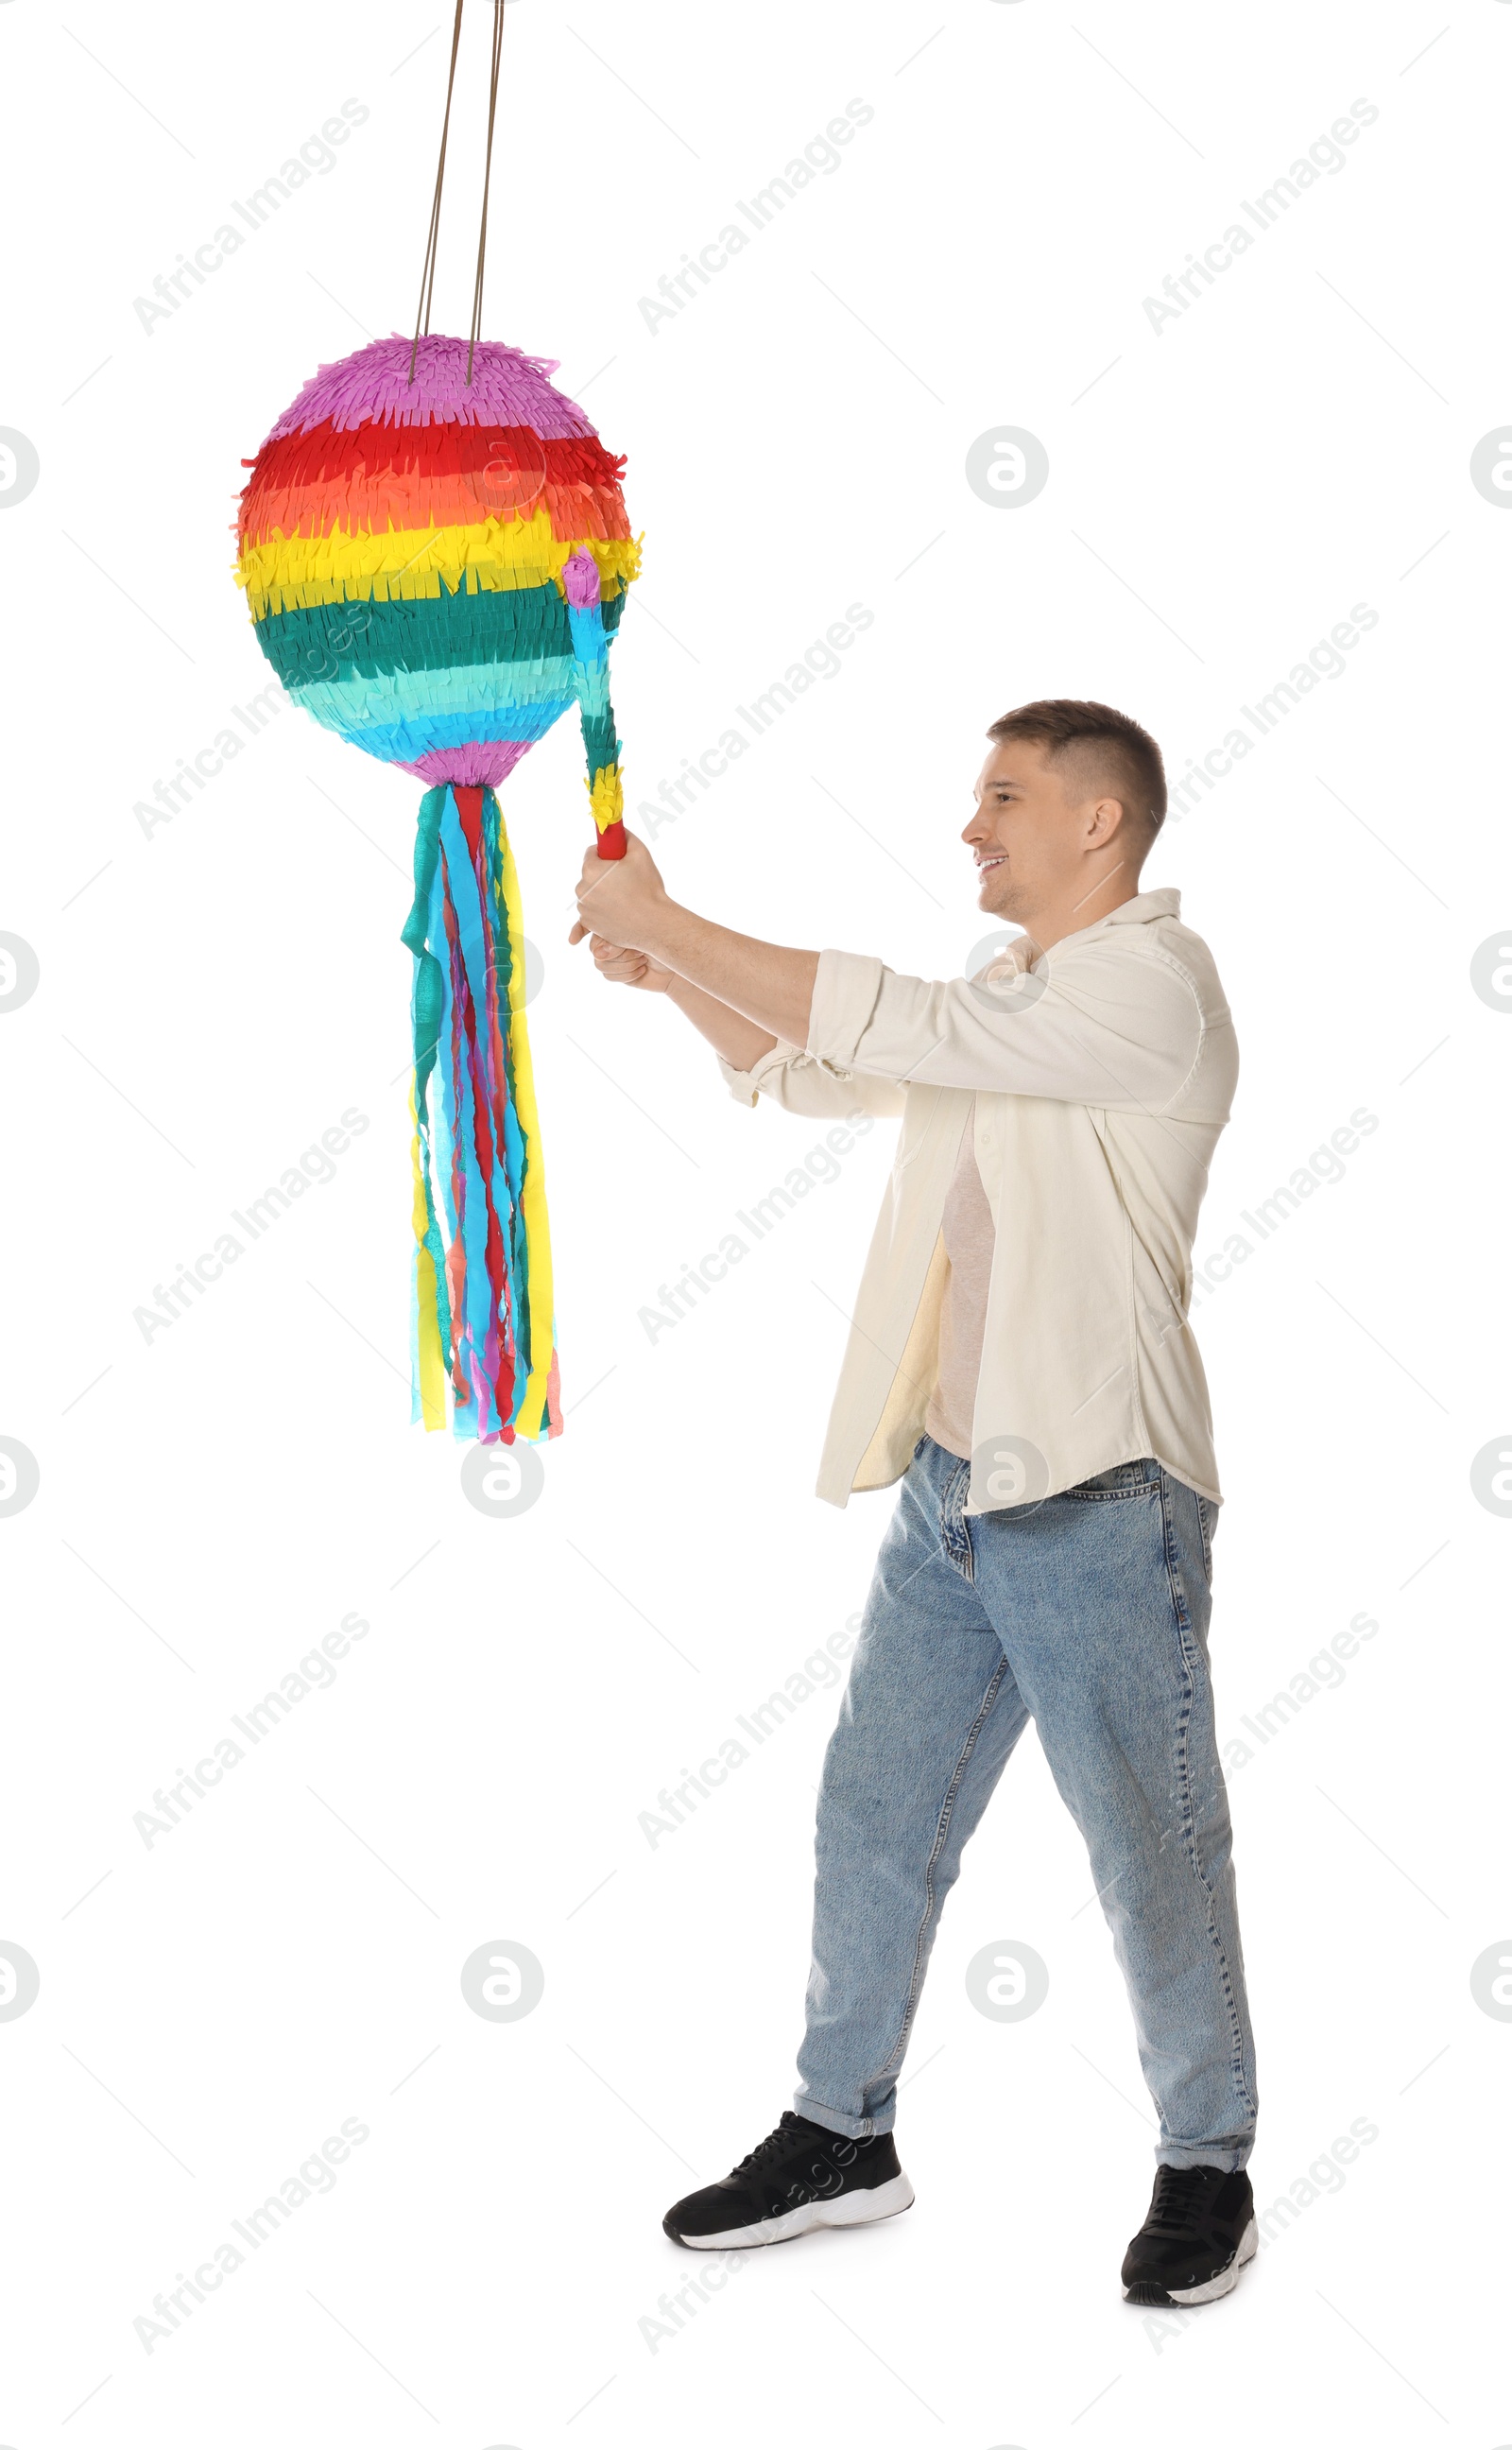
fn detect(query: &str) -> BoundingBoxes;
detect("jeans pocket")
[1195,1493,1216,1585]
[1064,1460,1158,1500]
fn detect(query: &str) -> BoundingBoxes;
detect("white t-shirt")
[922,1100,994,1461]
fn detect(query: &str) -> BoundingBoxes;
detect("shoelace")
[732,2114,808,2176]
[1145,2165,1218,2234]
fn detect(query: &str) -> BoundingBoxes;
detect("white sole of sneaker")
[671,2171,917,2251]
[1165,2217,1260,2304]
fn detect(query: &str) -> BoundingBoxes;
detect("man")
[570,699,1257,2306]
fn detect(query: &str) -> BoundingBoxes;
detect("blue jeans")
[796,1438,1257,2169]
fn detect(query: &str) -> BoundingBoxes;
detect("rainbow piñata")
[233,332,640,1443]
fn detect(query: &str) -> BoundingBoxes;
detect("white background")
[1,0,1506,2441]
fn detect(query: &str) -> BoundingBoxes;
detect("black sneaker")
[663,2111,914,2250]
[1122,2165,1258,2304]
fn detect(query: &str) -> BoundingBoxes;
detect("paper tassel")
[403,783,558,1442]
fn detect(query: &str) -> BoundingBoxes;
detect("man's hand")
[568,830,668,955]
[567,823,819,1049]
[582,933,675,994]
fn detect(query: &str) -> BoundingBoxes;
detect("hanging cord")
[467,0,506,384]
[410,0,466,381]
[408,0,506,388]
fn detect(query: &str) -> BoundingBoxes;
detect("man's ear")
[1088,794,1125,844]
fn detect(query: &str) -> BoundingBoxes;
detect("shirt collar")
[1104,886,1179,925]
[980,888,1180,979]
[1048,885,1180,958]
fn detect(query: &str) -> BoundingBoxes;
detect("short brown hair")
[986,698,1167,836]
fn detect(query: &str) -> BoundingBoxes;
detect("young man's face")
[964,736,1096,923]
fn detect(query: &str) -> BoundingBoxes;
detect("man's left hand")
[568,831,669,952]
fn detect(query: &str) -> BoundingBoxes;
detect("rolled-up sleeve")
[717,1033,906,1118]
[805,941,1205,1113]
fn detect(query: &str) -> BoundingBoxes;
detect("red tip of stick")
[595,821,627,860]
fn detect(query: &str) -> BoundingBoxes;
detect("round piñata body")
[234,333,638,793]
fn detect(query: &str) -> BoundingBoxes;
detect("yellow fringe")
[587,762,624,835]
[237,510,641,621]
[496,815,554,1439]
[408,1081,448,1432]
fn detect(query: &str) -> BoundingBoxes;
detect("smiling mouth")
[975,854,1006,874]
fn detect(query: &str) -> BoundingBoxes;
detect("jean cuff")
[793,2093,894,2142]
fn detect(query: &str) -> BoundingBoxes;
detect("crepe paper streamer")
[232,332,641,1441]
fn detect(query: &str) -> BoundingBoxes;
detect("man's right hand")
[578,928,781,1070]
[584,932,677,994]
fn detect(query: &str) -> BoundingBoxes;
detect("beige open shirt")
[718,887,1237,1516]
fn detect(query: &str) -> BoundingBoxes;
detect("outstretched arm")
[573,835,1211,1116]
[571,834,817,1045]
[576,928,779,1071]
[576,928,904,1120]
[570,851,905,1120]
